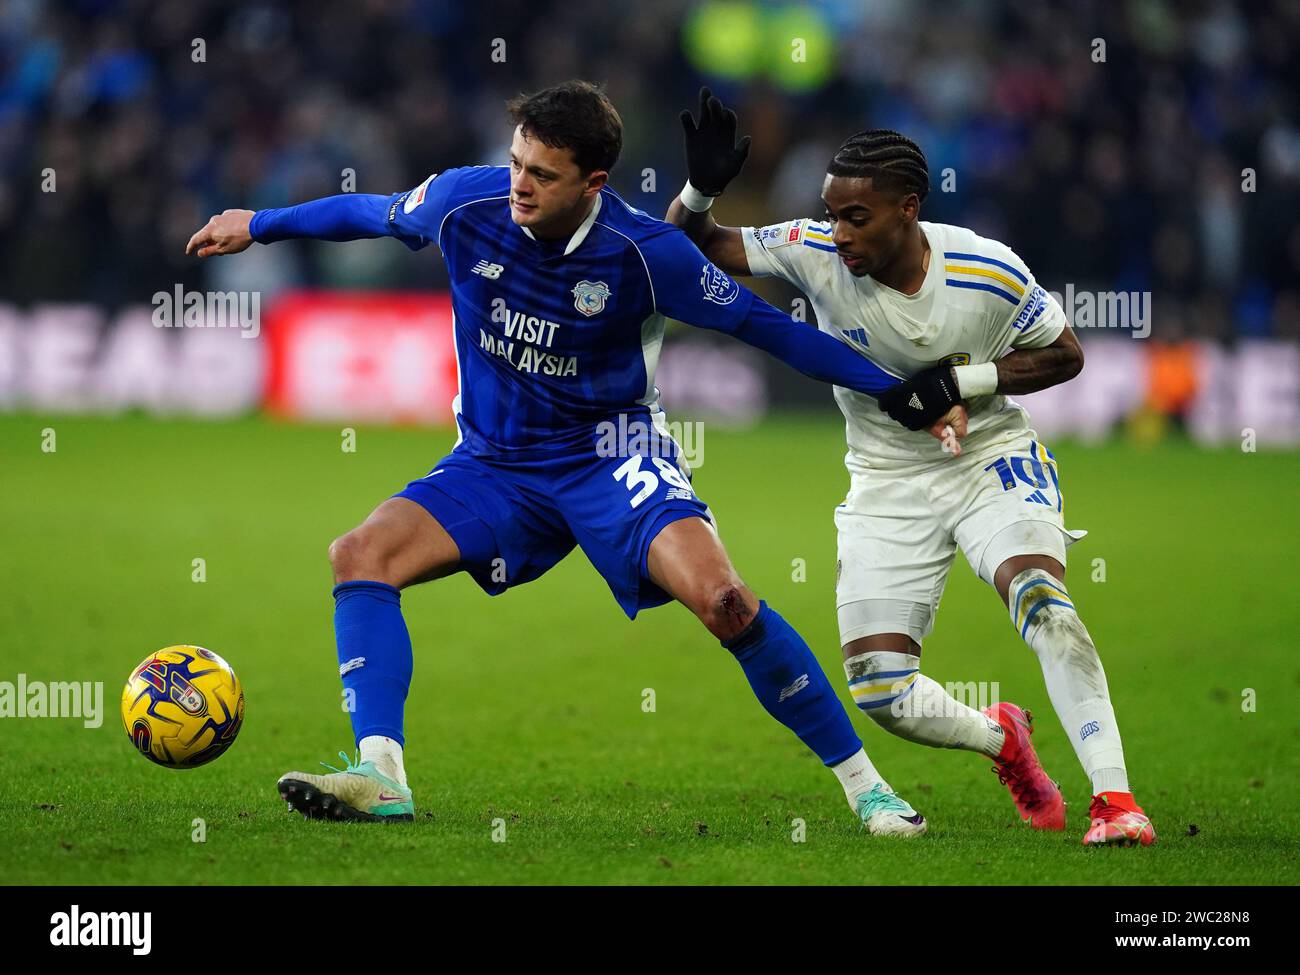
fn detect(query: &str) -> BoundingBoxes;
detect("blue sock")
[333,581,413,747]
[723,601,861,766]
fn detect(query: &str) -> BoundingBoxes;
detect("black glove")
[878,366,961,431]
[679,87,751,197]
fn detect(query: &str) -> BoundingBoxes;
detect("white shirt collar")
[519,193,602,255]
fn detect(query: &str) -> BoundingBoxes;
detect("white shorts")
[834,436,1086,646]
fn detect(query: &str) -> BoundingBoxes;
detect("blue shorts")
[394,426,712,619]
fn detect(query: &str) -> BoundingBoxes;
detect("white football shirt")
[741,219,1068,471]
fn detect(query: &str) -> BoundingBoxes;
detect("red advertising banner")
[264,291,459,424]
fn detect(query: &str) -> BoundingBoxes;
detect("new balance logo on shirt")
[472,260,504,279]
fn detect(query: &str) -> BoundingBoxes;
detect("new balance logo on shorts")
[778,673,810,702]
[472,260,504,279]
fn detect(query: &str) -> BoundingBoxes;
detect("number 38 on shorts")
[612,453,696,509]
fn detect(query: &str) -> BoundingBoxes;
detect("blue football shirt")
[384,166,757,454]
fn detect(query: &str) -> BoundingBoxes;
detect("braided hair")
[827,130,929,203]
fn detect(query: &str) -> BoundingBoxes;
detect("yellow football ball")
[121,645,245,768]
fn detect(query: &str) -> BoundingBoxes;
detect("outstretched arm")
[665,87,752,276]
[185,194,393,258]
[716,297,968,442]
[721,294,902,396]
[646,228,964,425]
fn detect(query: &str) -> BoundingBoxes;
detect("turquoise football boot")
[277,751,414,822]
[854,782,928,837]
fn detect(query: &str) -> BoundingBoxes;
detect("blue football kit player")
[187,81,962,836]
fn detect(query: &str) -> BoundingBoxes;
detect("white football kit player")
[741,218,1086,647]
[675,96,1151,841]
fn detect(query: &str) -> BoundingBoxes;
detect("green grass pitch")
[1,412,1296,885]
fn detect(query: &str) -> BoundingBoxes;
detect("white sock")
[358,735,407,787]
[830,748,887,810]
[1009,569,1130,795]
[845,651,1005,757]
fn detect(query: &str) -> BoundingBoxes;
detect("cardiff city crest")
[572,280,612,317]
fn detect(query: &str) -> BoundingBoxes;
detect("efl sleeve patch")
[741,218,828,287]
[751,219,805,250]
[402,173,438,214]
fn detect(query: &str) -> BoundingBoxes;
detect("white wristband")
[679,181,715,213]
[952,361,999,397]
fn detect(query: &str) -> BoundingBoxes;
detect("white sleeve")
[740,218,834,292]
[965,239,1067,350]
[1007,282,1068,349]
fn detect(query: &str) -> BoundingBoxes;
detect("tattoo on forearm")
[994,345,1082,395]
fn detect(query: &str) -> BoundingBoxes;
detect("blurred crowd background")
[1,0,1298,340]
